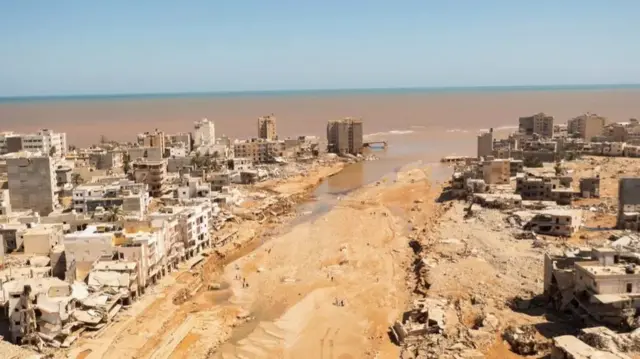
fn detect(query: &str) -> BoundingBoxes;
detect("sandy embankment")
[213,164,444,359]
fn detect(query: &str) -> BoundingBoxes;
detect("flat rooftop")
[578,262,640,276]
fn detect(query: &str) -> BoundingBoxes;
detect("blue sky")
[0,0,639,96]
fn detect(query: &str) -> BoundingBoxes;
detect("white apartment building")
[72,180,149,218]
[0,129,67,157]
[148,200,211,258]
[194,118,216,147]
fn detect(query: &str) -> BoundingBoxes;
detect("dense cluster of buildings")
[0,113,367,349]
[477,112,640,166]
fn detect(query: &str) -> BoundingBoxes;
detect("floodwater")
[294,129,471,225]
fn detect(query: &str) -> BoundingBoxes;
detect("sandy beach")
[1,89,640,148]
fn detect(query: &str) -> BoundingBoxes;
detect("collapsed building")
[524,209,582,236]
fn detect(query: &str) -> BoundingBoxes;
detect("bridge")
[363,141,388,149]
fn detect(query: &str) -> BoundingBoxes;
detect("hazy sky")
[1,1,639,96]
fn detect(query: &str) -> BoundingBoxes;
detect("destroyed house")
[525,209,582,236]
[89,260,139,303]
[516,174,574,205]
[2,277,74,344]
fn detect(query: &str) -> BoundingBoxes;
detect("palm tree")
[109,206,123,222]
[71,173,84,186]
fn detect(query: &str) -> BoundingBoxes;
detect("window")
[628,283,633,293]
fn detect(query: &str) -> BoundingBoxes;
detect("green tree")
[48,146,57,157]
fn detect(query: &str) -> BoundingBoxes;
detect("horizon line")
[2,83,640,103]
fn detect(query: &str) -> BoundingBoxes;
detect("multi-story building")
[0,189,11,216]
[88,149,123,170]
[0,129,67,158]
[4,152,58,215]
[327,118,364,155]
[567,113,606,142]
[166,132,192,151]
[519,113,554,138]
[194,119,216,147]
[525,209,582,236]
[481,159,510,185]
[233,139,286,163]
[477,128,493,159]
[137,129,165,154]
[257,115,277,141]
[72,180,149,217]
[516,173,574,205]
[618,178,640,230]
[132,160,167,197]
[148,201,211,259]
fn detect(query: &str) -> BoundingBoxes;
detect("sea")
[2,84,640,195]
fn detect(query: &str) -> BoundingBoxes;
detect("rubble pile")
[503,324,550,355]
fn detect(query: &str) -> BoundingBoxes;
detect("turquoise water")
[2,84,640,104]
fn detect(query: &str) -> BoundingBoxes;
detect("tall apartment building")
[568,113,606,142]
[233,139,286,163]
[5,152,58,215]
[326,118,364,155]
[137,129,165,154]
[0,129,67,158]
[132,160,167,198]
[194,119,215,147]
[477,128,493,159]
[519,113,554,138]
[258,115,277,140]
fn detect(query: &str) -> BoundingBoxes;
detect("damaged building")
[524,209,582,236]
[618,178,640,230]
[544,247,640,329]
[516,173,575,205]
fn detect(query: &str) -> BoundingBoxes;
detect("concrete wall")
[618,178,640,228]
[6,156,57,215]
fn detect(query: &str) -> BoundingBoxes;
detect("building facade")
[194,119,215,147]
[5,152,58,215]
[132,160,167,198]
[568,113,606,142]
[0,129,67,158]
[327,118,364,155]
[519,113,554,138]
[257,115,277,140]
[137,130,166,154]
[233,139,285,163]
